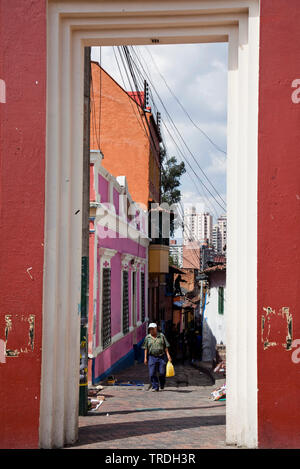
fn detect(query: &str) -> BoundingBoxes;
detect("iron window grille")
[141,272,145,322]
[122,270,129,334]
[102,267,111,348]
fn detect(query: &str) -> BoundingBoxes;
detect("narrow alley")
[70,363,228,450]
[3,0,300,452]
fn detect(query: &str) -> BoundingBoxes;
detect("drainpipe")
[79,47,91,416]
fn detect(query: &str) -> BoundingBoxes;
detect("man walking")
[143,323,172,392]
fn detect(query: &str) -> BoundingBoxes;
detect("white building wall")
[204,273,226,345]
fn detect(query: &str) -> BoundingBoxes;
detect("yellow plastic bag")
[166,360,175,378]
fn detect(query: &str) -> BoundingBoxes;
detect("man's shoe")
[151,388,159,392]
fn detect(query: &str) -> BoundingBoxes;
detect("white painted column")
[226,26,240,447]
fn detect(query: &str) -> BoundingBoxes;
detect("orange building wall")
[90,62,160,207]
[183,243,201,270]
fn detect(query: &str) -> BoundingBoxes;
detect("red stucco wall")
[0,0,47,449]
[90,62,161,206]
[257,0,300,448]
[1,0,300,450]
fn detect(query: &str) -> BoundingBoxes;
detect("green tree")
[161,156,186,236]
[161,156,186,206]
[169,253,179,267]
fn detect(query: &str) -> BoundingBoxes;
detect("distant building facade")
[90,62,161,207]
[202,264,226,345]
[88,151,149,384]
[212,223,222,253]
[183,241,201,269]
[217,215,227,253]
[183,207,213,245]
[169,239,183,267]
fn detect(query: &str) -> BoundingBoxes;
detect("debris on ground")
[103,375,144,386]
[88,396,105,412]
[89,399,104,412]
[214,360,226,374]
[211,384,226,401]
[88,385,107,412]
[113,380,144,387]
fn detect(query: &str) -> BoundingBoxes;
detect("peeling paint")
[0,339,6,363]
[28,314,35,351]
[4,314,36,357]
[261,306,293,350]
[0,79,6,103]
[26,267,33,280]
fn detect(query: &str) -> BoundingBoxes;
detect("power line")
[90,66,101,153]
[129,46,225,218]
[143,46,227,157]
[117,46,159,157]
[98,46,102,146]
[131,45,226,208]
[115,45,224,266]
[160,119,221,219]
[161,119,225,214]
[160,164,202,267]
[129,46,227,209]
[112,47,148,138]
[102,47,207,268]
[123,45,224,224]
[126,48,225,216]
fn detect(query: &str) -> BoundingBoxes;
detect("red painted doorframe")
[257,0,300,449]
[0,0,47,449]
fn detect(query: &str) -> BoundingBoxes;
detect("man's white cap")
[148,323,157,329]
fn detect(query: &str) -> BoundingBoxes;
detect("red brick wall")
[90,63,160,206]
[183,243,201,270]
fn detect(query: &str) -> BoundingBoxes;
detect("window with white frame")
[99,248,117,349]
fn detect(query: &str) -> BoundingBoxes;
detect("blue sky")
[91,43,228,228]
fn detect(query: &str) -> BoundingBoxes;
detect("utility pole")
[79,46,91,415]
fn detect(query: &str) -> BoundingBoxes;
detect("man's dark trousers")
[148,354,167,390]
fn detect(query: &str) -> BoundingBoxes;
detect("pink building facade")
[88,150,149,384]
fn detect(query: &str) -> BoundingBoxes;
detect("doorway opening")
[40,0,260,449]
[86,42,228,448]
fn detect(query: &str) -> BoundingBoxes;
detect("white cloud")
[206,153,227,176]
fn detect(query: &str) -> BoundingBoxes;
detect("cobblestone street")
[69,363,230,449]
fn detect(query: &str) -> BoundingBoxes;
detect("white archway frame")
[41,0,260,449]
